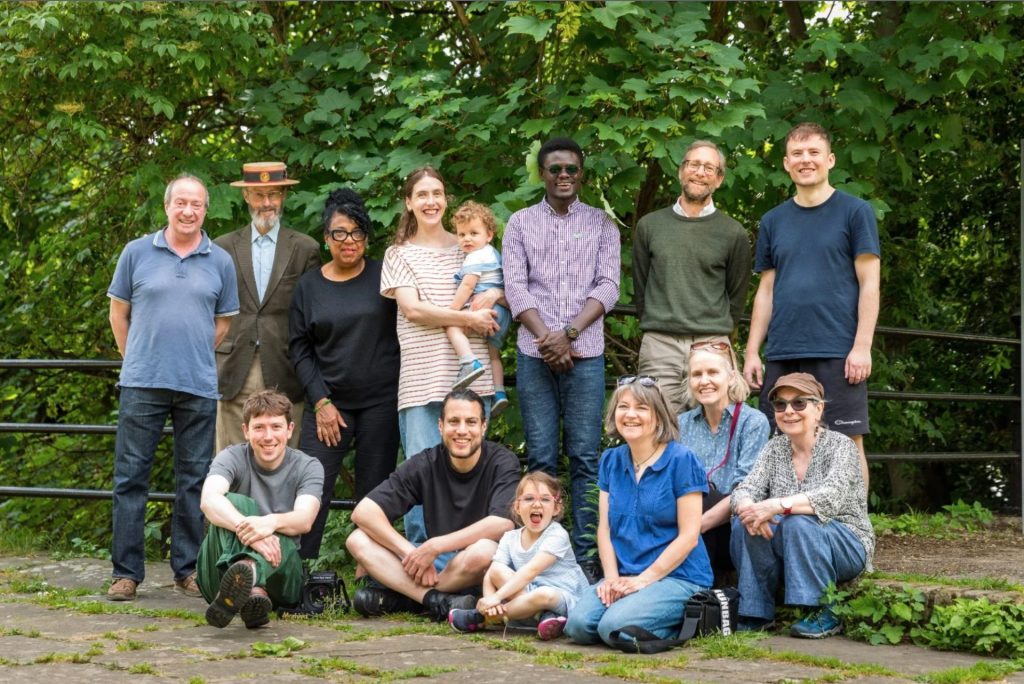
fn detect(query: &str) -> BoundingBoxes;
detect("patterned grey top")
[731,428,874,570]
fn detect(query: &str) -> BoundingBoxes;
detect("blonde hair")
[604,381,680,444]
[511,471,565,524]
[688,348,751,403]
[393,166,446,245]
[451,200,498,235]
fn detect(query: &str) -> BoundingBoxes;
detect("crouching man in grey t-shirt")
[197,390,324,629]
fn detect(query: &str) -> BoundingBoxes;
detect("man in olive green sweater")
[633,140,752,415]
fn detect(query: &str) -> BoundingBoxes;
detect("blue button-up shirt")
[677,402,770,494]
[598,441,712,587]
[251,222,280,302]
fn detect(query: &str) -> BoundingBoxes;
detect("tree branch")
[783,2,808,44]
[449,0,488,65]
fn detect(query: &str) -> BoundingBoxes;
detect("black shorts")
[760,358,869,437]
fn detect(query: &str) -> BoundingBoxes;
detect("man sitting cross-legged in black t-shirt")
[346,389,520,622]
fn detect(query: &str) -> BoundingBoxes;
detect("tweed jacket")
[214,224,320,402]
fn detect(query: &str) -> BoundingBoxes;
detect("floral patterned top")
[731,428,874,570]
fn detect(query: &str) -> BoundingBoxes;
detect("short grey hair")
[164,173,209,208]
[604,381,681,445]
[680,140,727,176]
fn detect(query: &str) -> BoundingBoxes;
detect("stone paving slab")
[1,555,1021,683]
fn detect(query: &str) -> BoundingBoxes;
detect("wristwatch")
[564,325,580,340]
[779,497,793,516]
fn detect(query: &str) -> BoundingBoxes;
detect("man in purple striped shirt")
[502,137,621,577]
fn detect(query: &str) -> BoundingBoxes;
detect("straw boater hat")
[230,161,300,187]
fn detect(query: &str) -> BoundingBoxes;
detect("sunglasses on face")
[617,375,658,387]
[327,228,368,243]
[546,164,580,177]
[770,397,821,413]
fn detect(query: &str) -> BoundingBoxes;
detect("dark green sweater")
[632,206,752,335]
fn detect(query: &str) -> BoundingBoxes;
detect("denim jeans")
[516,352,605,557]
[112,386,216,583]
[565,576,707,646]
[730,514,866,620]
[398,397,491,544]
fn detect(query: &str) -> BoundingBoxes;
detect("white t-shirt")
[493,522,589,608]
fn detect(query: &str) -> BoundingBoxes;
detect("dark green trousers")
[196,493,304,608]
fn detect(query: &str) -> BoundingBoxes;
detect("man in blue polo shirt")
[106,173,240,601]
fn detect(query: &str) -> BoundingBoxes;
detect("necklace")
[632,445,661,472]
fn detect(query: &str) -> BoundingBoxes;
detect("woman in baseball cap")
[729,372,874,639]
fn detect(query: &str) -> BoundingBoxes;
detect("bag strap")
[607,626,686,654]
[676,593,706,642]
[706,402,742,483]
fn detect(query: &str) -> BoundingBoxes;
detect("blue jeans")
[565,576,706,646]
[398,398,491,544]
[730,514,866,620]
[516,353,605,557]
[112,386,216,583]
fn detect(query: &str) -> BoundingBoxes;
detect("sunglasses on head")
[690,340,732,353]
[617,375,658,387]
[546,164,580,176]
[770,397,821,413]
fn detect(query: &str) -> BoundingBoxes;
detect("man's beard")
[682,183,712,203]
[251,207,281,233]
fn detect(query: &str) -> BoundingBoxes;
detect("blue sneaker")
[790,607,842,639]
[452,359,485,390]
[490,391,509,419]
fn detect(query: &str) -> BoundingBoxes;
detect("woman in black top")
[289,188,401,560]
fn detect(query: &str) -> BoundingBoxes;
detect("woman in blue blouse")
[565,376,712,648]
[676,340,769,583]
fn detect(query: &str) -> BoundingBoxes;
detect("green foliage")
[827,581,929,646]
[250,637,307,657]
[828,580,1024,659]
[920,660,1024,684]
[916,600,1024,659]
[870,500,995,538]
[0,1,1021,553]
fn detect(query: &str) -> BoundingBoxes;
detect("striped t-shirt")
[381,242,494,410]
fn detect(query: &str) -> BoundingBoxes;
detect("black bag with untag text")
[607,587,740,654]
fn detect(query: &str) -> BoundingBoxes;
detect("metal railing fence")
[1,314,1020,513]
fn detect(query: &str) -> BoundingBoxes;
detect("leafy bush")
[828,580,1024,659]
[870,500,994,538]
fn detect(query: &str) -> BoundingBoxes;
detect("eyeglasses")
[617,375,658,387]
[518,495,558,506]
[546,164,580,177]
[327,228,368,243]
[770,397,821,413]
[682,160,720,175]
[247,190,285,202]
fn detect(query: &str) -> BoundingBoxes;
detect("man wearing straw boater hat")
[215,162,320,452]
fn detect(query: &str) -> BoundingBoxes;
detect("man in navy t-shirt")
[743,122,880,484]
